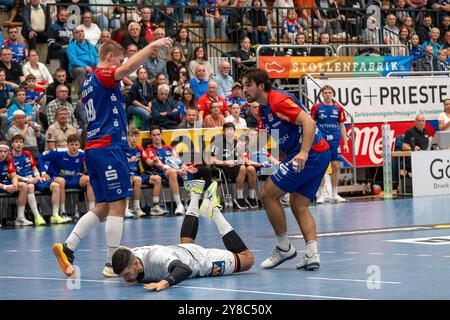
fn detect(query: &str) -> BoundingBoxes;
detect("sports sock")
[105,216,124,264]
[17,206,25,220]
[27,194,40,217]
[277,232,291,251]
[237,189,244,199]
[152,196,160,205]
[59,203,66,214]
[306,240,318,257]
[186,191,201,217]
[248,189,256,199]
[212,207,233,236]
[52,205,59,216]
[173,193,182,206]
[133,200,140,210]
[66,211,100,251]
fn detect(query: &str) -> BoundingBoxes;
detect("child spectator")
[282,9,303,44]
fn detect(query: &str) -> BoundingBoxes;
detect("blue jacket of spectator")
[129,80,154,105]
[7,102,36,125]
[189,77,209,100]
[410,45,424,67]
[421,41,443,56]
[151,97,180,129]
[67,39,99,71]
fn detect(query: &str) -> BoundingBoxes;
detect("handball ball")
[372,184,382,195]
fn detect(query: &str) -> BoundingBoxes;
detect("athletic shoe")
[316,195,325,204]
[331,195,347,203]
[150,205,166,216]
[15,218,33,227]
[198,181,220,219]
[103,263,118,277]
[34,214,46,226]
[260,244,297,269]
[184,179,205,195]
[124,208,134,219]
[131,207,146,218]
[246,198,258,209]
[175,204,185,215]
[50,215,66,224]
[60,213,72,223]
[52,243,75,277]
[296,253,320,271]
[234,198,249,210]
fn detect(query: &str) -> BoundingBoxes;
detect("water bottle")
[226,194,233,209]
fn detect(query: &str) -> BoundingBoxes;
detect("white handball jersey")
[132,243,236,283]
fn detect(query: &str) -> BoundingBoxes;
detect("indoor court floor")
[1,195,450,300]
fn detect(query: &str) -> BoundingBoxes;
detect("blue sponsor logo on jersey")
[210,261,225,276]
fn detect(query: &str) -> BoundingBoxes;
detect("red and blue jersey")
[282,18,301,34]
[146,145,180,174]
[38,148,85,177]
[126,145,150,176]
[82,67,129,151]
[258,90,329,160]
[0,158,15,184]
[3,40,27,64]
[310,102,346,145]
[12,150,36,178]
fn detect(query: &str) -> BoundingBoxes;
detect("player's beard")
[244,91,257,103]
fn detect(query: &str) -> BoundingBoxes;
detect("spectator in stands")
[225,103,247,128]
[46,68,71,105]
[128,67,154,131]
[90,0,120,31]
[171,67,190,100]
[0,47,24,85]
[296,0,329,36]
[188,46,214,80]
[67,26,99,97]
[0,68,16,134]
[398,27,411,56]
[272,0,294,26]
[394,0,409,25]
[24,75,41,108]
[144,46,168,82]
[226,82,247,117]
[189,64,210,99]
[439,15,450,44]
[166,47,187,83]
[46,107,77,150]
[7,109,40,157]
[383,13,400,46]
[417,45,440,71]
[438,98,450,131]
[282,9,303,44]
[0,0,14,10]
[210,122,257,209]
[111,22,128,46]
[310,32,334,56]
[234,36,256,66]
[3,26,27,64]
[121,44,140,88]
[178,106,200,128]
[122,22,149,51]
[246,101,259,128]
[409,34,424,68]
[7,88,36,127]
[247,0,271,44]
[421,28,444,56]
[402,15,417,37]
[438,49,450,70]
[139,7,156,43]
[285,32,309,56]
[360,15,387,56]
[22,50,53,94]
[203,101,226,128]
[339,0,364,38]
[152,84,180,130]
[152,73,169,94]
[45,84,77,128]
[47,7,73,74]
[154,28,171,60]
[9,134,47,226]
[115,0,140,24]
[175,86,196,118]
[96,30,112,51]
[227,0,253,44]
[417,14,433,44]
[174,27,194,62]
[197,80,230,123]
[200,0,227,39]
[214,60,234,98]
[79,11,102,46]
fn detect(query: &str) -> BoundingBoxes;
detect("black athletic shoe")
[246,198,259,209]
[234,198,249,209]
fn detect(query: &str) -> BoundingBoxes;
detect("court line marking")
[307,277,402,285]
[344,252,359,255]
[368,253,384,255]
[0,276,367,300]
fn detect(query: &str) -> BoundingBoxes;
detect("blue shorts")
[271,150,331,200]
[63,175,82,189]
[329,143,343,162]
[85,148,132,203]
[36,177,55,193]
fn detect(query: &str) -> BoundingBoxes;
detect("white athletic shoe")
[150,205,166,216]
[260,244,297,269]
[316,195,325,204]
[175,204,185,215]
[15,218,34,227]
[331,195,347,203]
[102,263,118,277]
[60,214,72,223]
[124,208,134,219]
[131,207,146,218]
[296,253,320,271]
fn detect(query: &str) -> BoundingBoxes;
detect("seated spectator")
[421,28,444,56]
[360,16,389,56]
[174,28,194,62]
[171,67,190,100]
[166,47,187,83]
[46,107,77,150]
[24,75,42,109]
[203,101,226,128]
[402,113,429,174]
[153,28,170,60]
[188,46,214,80]
[200,0,227,39]
[96,30,112,51]
[310,32,334,56]
[197,81,230,123]
[398,27,411,56]
[246,101,260,128]
[189,64,210,100]
[282,9,303,44]
[46,68,71,105]
[125,128,165,217]
[7,109,40,158]
[226,0,253,44]
[225,103,247,128]
[146,126,198,215]
[226,82,248,117]
[394,0,409,25]
[271,0,294,25]
[152,73,169,94]
[438,98,450,132]
[233,37,256,77]
[79,11,102,46]
[22,50,54,94]
[175,86,196,119]
[47,7,73,74]
[9,134,47,226]
[122,22,149,51]
[439,15,450,45]
[210,122,256,209]
[383,13,400,47]
[67,25,99,97]
[0,68,16,133]
[417,45,440,71]
[438,50,450,71]
[0,47,24,85]
[409,34,424,68]
[285,32,309,56]
[247,0,271,44]
[417,14,433,45]
[39,134,96,222]
[178,106,201,129]
[121,43,140,88]
[244,128,280,179]
[139,7,156,43]
[151,84,180,130]
[444,30,450,49]
[402,16,417,37]
[45,84,78,128]
[7,88,36,127]
[127,67,154,131]
[3,26,27,64]
[296,0,329,35]
[90,0,120,31]
[214,60,234,99]
[144,46,168,82]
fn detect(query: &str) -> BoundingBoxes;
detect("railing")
[386,70,450,77]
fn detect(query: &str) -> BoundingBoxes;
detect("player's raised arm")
[114,38,173,81]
